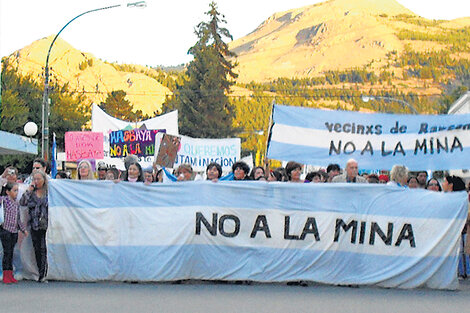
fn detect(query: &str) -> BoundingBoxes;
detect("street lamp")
[361,95,418,115]
[41,1,147,160]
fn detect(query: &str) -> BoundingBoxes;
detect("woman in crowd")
[55,171,69,179]
[387,165,408,187]
[285,161,303,183]
[267,169,284,182]
[176,164,195,182]
[425,178,442,192]
[232,162,251,181]
[1,182,27,284]
[407,176,419,189]
[124,162,144,182]
[143,168,154,185]
[442,175,466,192]
[206,162,222,182]
[305,171,322,183]
[250,166,265,180]
[20,170,49,283]
[77,160,94,180]
[106,168,121,181]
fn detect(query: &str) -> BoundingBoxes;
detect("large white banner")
[91,104,178,169]
[268,105,470,170]
[47,180,467,289]
[172,135,241,171]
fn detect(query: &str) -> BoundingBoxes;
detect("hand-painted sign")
[65,132,104,161]
[109,129,165,158]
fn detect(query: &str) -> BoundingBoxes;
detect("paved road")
[1,279,469,313]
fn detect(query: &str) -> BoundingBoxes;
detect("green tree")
[163,1,238,138]
[0,58,89,172]
[99,90,148,122]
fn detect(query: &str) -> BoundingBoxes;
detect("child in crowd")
[1,182,27,284]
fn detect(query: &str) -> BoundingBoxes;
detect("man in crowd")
[417,171,428,188]
[332,159,367,183]
[326,164,341,182]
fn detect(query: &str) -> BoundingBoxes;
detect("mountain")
[6,36,172,116]
[229,0,470,82]
[4,0,470,119]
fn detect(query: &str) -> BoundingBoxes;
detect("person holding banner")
[326,164,341,182]
[332,159,367,183]
[77,160,95,180]
[285,161,303,183]
[425,178,442,192]
[143,168,154,185]
[106,168,121,181]
[387,165,409,188]
[176,164,195,182]
[250,166,266,180]
[268,168,285,182]
[442,175,466,193]
[206,162,222,182]
[407,177,419,189]
[20,170,49,283]
[123,162,144,183]
[231,162,251,181]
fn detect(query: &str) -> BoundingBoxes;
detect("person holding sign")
[332,159,367,183]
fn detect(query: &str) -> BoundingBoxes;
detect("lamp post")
[41,1,147,160]
[361,95,418,115]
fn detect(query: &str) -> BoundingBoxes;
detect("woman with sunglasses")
[425,178,442,192]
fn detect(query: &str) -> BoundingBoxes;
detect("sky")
[0,0,469,67]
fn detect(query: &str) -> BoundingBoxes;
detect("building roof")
[0,130,38,155]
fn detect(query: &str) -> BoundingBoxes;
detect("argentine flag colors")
[267,105,470,170]
[48,180,467,289]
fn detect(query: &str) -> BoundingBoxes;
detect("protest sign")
[267,105,470,170]
[91,104,178,169]
[173,136,241,171]
[154,133,181,168]
[109,128,165,158]
[48,180,466,289]
[64,132,103,161]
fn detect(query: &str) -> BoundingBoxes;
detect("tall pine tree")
[164,1,238,138]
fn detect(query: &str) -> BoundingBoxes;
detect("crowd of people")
[1,155,470,284]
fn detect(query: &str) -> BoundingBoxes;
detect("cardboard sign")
[65,132,104,161]
[154,133,181,168]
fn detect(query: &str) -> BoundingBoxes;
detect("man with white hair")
[331,159,367,183]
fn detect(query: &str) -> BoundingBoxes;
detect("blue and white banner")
[47,180,467,289]
[267,105,470,170]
